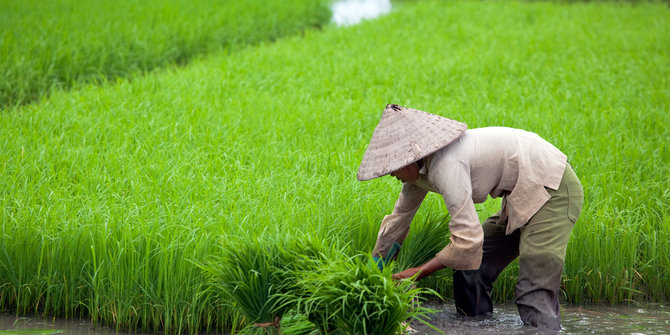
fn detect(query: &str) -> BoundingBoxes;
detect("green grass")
[1,0,669,333]
[0,0,331,108]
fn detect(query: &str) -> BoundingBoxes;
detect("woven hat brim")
[357,104,466,181]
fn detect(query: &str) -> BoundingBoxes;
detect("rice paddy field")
[1,0,669,334]
[0,0,331,107]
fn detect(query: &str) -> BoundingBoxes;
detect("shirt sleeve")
[372,182,428,259]
[429,160,483,270]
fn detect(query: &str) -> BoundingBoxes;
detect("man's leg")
[454,211,520,316]
[515,165,583,330]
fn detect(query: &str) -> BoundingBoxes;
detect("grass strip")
[0,0,331,108]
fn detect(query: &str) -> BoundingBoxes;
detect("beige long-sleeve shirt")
[372,127,567,270]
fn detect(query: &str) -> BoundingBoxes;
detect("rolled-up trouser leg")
[515,164,583,331]
[454,211,520,316]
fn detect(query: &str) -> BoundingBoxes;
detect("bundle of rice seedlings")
[396,214,451,270]
[203,233,294,334]
[273,235,345,334]
[234,312,315,335]
[395,214,454,297]
[287,254,441,335]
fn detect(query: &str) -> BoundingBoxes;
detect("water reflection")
[331,0,391,26]
[409,302,670,335]
[0,314,144,335]
[2,303,669,334]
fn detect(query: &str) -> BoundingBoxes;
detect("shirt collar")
[419,155,431,176]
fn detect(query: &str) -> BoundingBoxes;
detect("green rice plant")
[234,313,316,335]
[202,232,345,334]
[286,254,442,335]
[0,0,331,107]
[396,214,451,270]
[272,240,349,334]
[203,232,304,334]
[393,213,454,297]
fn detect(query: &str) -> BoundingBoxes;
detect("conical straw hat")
[357,104,467,181]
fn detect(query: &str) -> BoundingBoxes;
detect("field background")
[0,0,331,107]
[1,0,669,334]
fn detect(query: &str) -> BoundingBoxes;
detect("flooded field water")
[410,301,670,335]
[2,302,668,335]
[0,315,135,335]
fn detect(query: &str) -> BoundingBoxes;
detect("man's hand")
[391,257,447,281]
[392,266,424,281]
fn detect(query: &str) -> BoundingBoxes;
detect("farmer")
[358,104,584,331]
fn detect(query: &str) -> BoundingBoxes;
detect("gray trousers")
[453,164,583,331]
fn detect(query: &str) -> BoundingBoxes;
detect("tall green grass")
[0,0,331,108]
[1,0,669,333]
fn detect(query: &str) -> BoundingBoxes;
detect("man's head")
[389,161,420,183]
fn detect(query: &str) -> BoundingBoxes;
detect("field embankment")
[0,0,331,108]
[1,0,669,333]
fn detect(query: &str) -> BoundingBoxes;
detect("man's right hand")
[392,257,446,281]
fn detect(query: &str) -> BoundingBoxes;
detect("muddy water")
[2,302,668,335]
[410,301,670,334]
[0,315,141,335]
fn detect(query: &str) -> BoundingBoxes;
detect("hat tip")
[385,103,402,111]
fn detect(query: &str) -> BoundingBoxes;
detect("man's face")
[389,162,420,183]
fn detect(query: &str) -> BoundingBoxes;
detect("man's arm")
[429,159,484,271]
[372,182,428,261]
[392,256,446,280]
[392,160,483,280]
